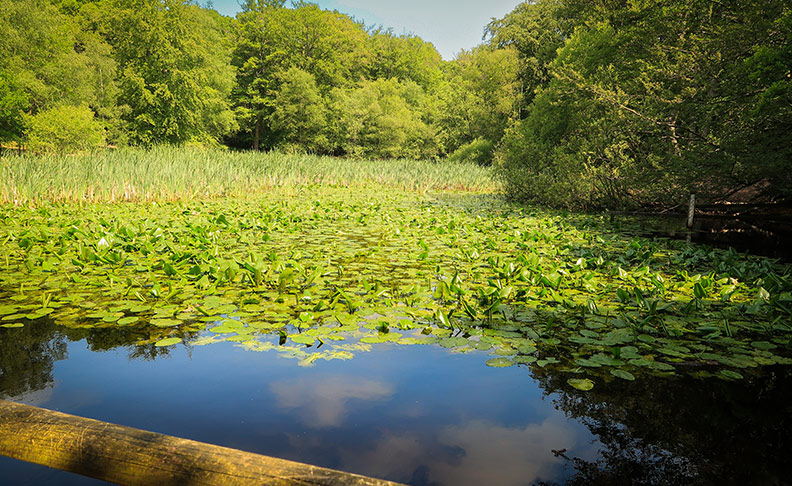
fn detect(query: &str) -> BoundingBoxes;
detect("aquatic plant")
[0,187,790,390]
[0,147,496,204]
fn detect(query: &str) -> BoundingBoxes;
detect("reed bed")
[0,147,498,204]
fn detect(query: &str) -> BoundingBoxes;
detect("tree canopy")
[0,0,788,208]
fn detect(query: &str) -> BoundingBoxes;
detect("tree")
[0,72,28,145]
[438,46,521,159]
[328,78,438,159]
[497,0,792,208]
[485,0,567,107]
[269,68,327,153]
[25,104,106,154]
[231,1,370,149]
[367,30,444,92]
[97,0,236,145]
[0,0,116,144]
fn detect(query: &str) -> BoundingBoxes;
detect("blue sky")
[207,0,523,60]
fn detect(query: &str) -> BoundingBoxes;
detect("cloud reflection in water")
[338,416,579,485]
[271,375,394,428]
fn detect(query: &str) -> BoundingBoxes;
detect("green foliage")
[231,1,369,149]
[0,0,117,142]
[269,68,327,153]
[448,138,495,166]
[368,30,444,92]
[497,0,792,209]
[328,78,439,159]
[439,47,521,153]
[99,0,236,145]
[25,105,106,154]
[485,0,566,106]
[0,72,28,144]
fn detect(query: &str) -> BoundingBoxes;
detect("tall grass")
[0,147,498,204]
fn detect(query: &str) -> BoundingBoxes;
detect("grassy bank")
[0,147,498,204]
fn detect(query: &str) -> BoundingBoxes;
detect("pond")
[1,188,790,484]
[1,320,790,485]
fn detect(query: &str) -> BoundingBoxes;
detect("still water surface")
[1,321,790,485]
[0,320,597,485]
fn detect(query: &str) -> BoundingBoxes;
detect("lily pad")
[154,337,182,347]
[567,378,595,391]
[290,334,316,345]
[151,318,181,328]
[118,316,140,326]
[610,369,636,381]
[486,358,514,368]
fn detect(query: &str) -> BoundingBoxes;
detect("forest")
[1,0,789,209]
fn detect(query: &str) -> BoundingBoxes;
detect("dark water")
[1,321,791,485]
[608,212,792,262]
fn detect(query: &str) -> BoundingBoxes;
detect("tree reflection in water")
[0,318,182,400]
[0,320,66,400]
[533,368,792,485]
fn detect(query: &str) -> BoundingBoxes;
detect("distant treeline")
[1,0,789,209]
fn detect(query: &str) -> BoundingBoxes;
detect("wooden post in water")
[0,399,403,486]
[687,193,696,229]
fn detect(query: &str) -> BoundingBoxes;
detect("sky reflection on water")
[0,329,597,485]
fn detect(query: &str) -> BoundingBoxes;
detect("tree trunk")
[0,399,403,486]
[254,117,261,151]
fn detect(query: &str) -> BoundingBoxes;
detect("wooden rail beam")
[0,399,404,486]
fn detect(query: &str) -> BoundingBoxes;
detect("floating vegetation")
[1,187,790,390]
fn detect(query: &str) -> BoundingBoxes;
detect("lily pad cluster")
[1,187,790,388]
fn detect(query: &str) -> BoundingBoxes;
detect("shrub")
[25,105,105,154]
[448,138,495,166]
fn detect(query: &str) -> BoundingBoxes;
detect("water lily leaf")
[719,370,744,380]
[486,358,514,368]
[575,358,602,368]
[493,347,518,356]
[647,361,675,372]
[151,318,181,328]
[537,357,560,368]
[290,334,315,345]
[610,369,636,381]
[209,326,238,334]
[439,336,468,348]
[0,305,19,316]
[154,337,181,347]
[517,344,537,354]
[1,323,24,328]
[567,378,595,391]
